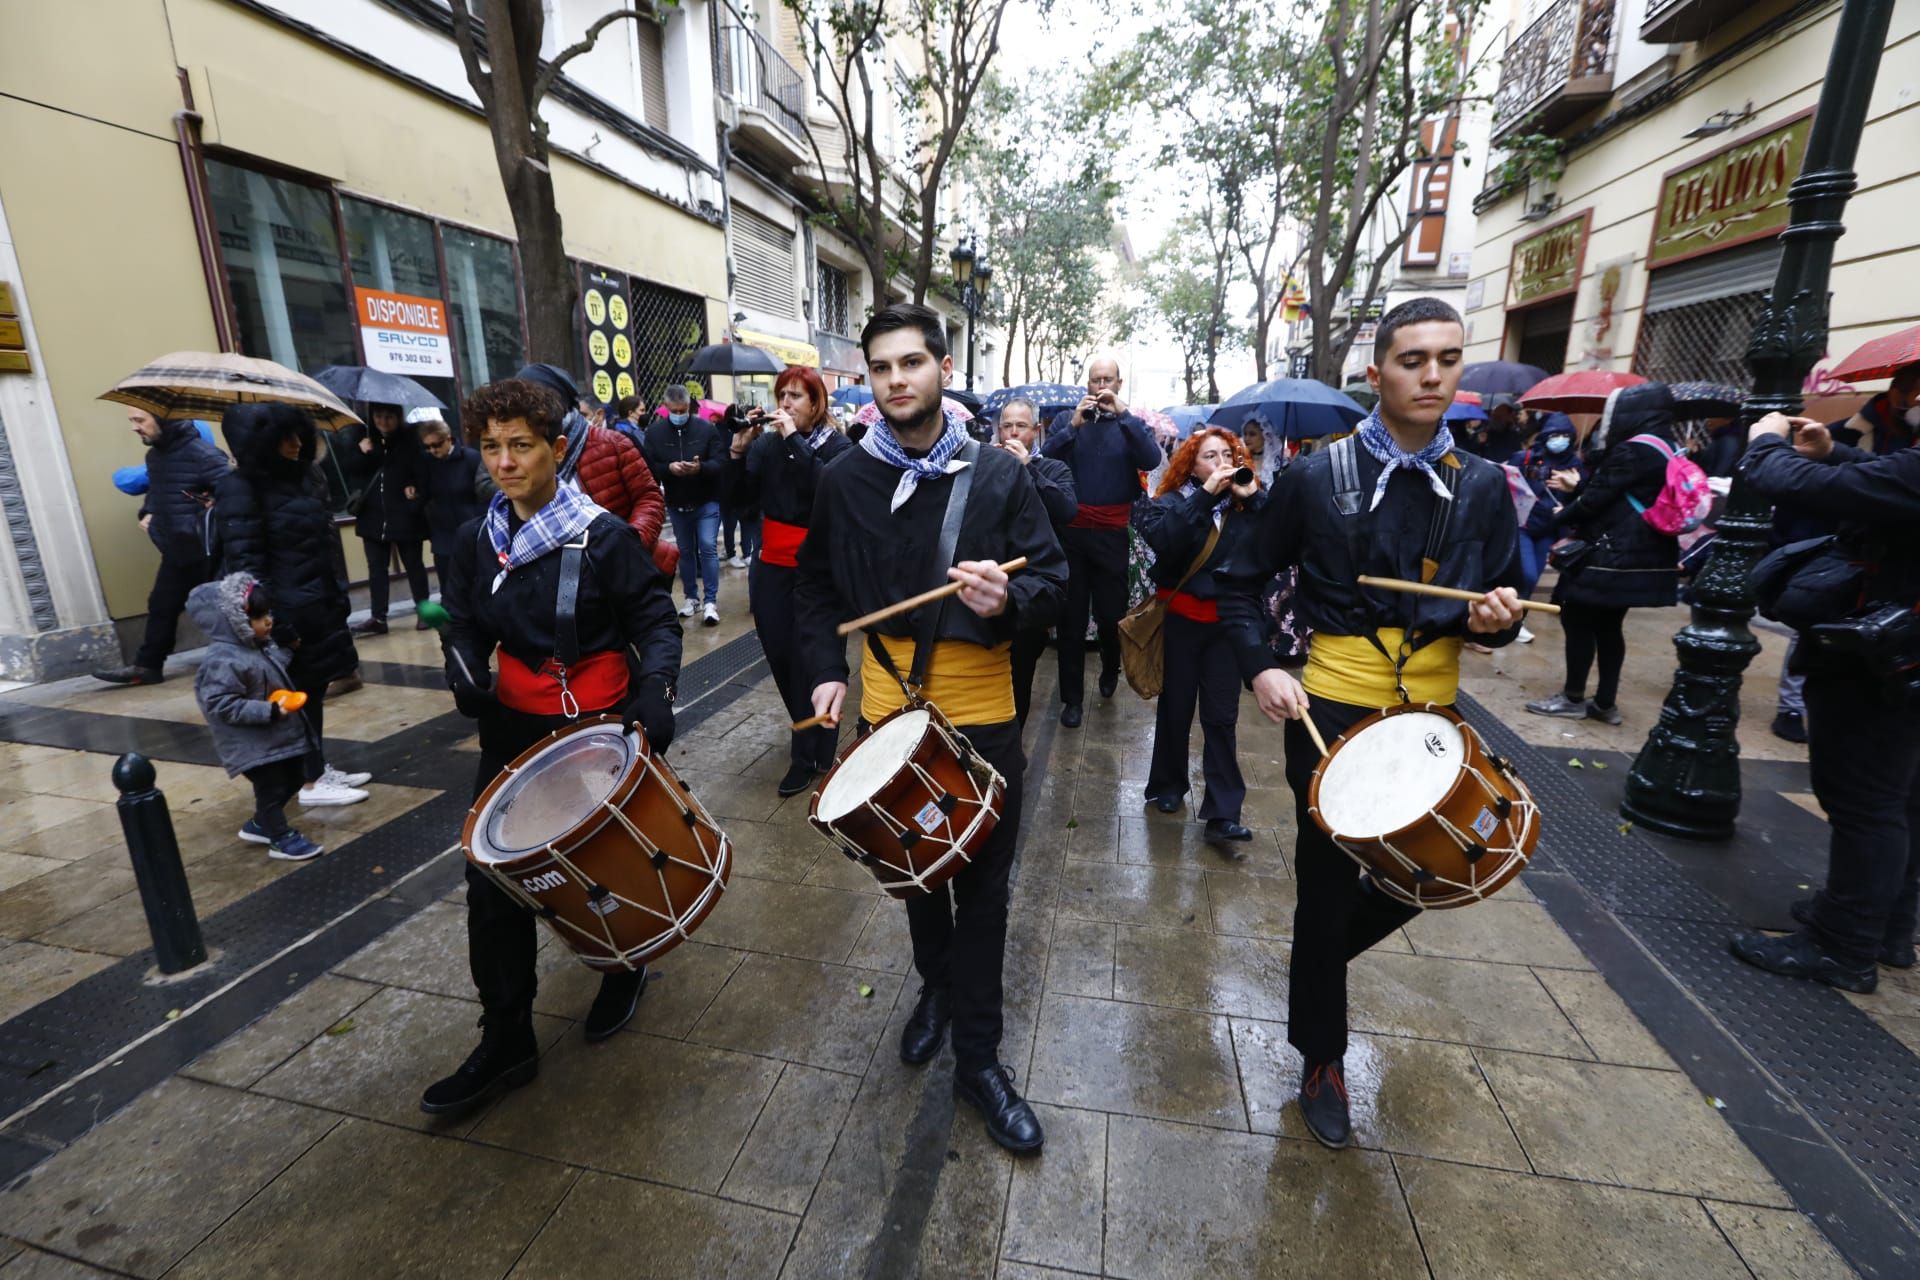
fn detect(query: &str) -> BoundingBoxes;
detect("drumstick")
[1356,575,1562,616]
[1300,711,1329,758]
[835,558,1030,637]
[792,712,834,731]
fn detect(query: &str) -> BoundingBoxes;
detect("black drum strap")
[555,531,588,668]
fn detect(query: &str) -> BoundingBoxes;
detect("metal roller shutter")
[733,205,798,318]
[1635,242,1784,389]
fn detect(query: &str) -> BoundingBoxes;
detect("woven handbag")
[1117,522,1221,699]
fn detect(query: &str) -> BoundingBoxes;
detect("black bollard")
[113,753,207,973]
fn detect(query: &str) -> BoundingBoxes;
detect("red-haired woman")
[729,365,854,795]
[1138,427,1266,845]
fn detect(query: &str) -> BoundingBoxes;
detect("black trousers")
[897,718,1026,1072]
[750,558,838,769]
[1284,696,1420,1065]
[290,677,328,784]
[1056,525,1128,706]
[133,553,215,671]
[1805,672,1920,965]
[243,757,306,838]
[1146,614,1245,821]
[1561,602,1629,710]
[1010,628,1048,728]
[363,538,430,621]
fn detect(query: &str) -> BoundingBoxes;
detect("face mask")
[1544,435,1572,455]
[669,412,689,425]
[1904,405,1920,430]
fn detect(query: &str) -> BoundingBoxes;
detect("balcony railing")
[1491,0,1618,143]
[717,22,808,149]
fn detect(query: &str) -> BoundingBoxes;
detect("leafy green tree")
[1139,215,1244,402]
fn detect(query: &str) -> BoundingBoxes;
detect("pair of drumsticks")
[793,566,1549,732]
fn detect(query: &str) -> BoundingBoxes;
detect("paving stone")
[0,1249,123,1278]
[1045,918,1114,999]
[0,1078,336,1278]
[1348,950,1588,1056]
[1402,899,1594,969]
[1700,1203,1855,1280]
[0,854,63,894]
[995,1264,1095,1280]
[0,942,114,1022]
[690,874,876,965]
[1058,862,1210,931]
[1476,1049,1791,1205]
[843,900,914,974]
[696,774,790,823]
[580,939,747,1038]
[1399,1156,1750,1279]
[0,793,109,841]
[0,852,138,942]
[1103,1115,1426,1278]
[1112,924,1289,1021]
[182,974,383,1088]
[332,900,470,999]
[1532,968,1678,1070]
[1001,1104,1105,1273]
[0,806,128,863]
[717,816,823,884]
[691,952,901,1075]
[917,1102,1018,1280]
[1026,993,1243,1129]
[169,1118,573,1279]
[40,847,296,957]
[508,1171,795,1279]
[721,1062,861,1213]
[288,781,438,836]
[801,845,892,895]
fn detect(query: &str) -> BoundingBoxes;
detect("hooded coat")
[421,441,485,559]
[1552,383,1682,610]
[215,406,360,685]
[188,573,316,776]
[139,420,230,560]
[343,421,428,542]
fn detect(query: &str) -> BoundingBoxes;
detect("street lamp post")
[1621,0,1897,839]
[949,235,992,392]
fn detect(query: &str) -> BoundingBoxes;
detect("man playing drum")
[421,378,682,1119]
[798,303,1068,1154]
[1215,298,1526,1149]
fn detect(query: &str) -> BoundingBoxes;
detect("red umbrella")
[1451,390,1484,406]
[1519,369,1647,413]
[1829,323,1920,383]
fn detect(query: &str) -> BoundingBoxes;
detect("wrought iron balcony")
[717,22,810,162]
[1491,0,1618,143]
[1641,0,1750,43]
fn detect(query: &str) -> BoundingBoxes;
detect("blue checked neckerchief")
[859,414,971,511]
[1355,408,1456,511]
[483,481,608,593]
[804,422,838,452]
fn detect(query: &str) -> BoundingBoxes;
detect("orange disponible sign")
[354,287,452,376]
[1649,111,1813,270]
[1507,210,1590,310]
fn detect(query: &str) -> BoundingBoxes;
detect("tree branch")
[447,0,494,112]
[532,4,656,105]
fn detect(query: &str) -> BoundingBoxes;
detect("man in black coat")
[994,396,1077,727]
[95,409,231,686]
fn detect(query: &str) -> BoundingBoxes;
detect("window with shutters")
[816,262,852,336]
[734,205,799,317]
[637,20,669,132]
[1633,243,1783,391]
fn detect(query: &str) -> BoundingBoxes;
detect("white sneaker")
[678,599,697,618]
[702,602,721,626]
[729,555,749,569]
[1517,626,1535,644]
[299,779,369,807]
[321,765,372,789]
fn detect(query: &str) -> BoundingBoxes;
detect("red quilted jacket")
[575,425,665,546]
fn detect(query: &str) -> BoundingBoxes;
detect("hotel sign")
[1506,210,1590,310]
[1649,110,1813,270]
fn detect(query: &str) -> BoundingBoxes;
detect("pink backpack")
[1624,434,1711,536]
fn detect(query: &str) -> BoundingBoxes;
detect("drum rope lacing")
[819,757,1002,894]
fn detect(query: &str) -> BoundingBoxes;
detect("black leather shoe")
[1099,671,1119,699]
[1204,820,1253,843]
[92,664,163,686]
[1148,794,1182,814]
[1299,1059,1352,1149]
[1059,703,1083,728]
[420,1015,538,1116]
[900,985,951,1064]
[954,1063,1045,1154]
[1770,710,1808,743]
[1730,929,1876,993]
[1790,898,1916,969]
[350,617,389,637]
[777,762,817,798]
[583,966,648,1041]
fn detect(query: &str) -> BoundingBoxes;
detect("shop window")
[443,227,526,402]
[205,159,356,377]
[340,198,460,430]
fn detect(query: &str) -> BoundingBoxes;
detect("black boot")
[420,1013,539,1116]
[1059,703,1083,728]
[777,761,817,798]
[899,984,951,1065]
[1299,1059,1352,1149]
[583,966,648,1041]
[92,664,163,686]
[1730,929,1876,994]
[1789,898,1916,969]
[1204,819,1253,843]
[954,1063,1044,1154]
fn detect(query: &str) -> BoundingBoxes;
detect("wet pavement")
[0,578,1898,1277]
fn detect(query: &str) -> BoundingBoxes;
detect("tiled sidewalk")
[0,612,1859,1278]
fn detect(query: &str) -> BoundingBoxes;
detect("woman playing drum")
[421,377,682,1119]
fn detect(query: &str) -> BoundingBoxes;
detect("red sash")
[1157,587,1218,624]
[495,646,629,717]
[758,516,808,567]
[1069,501,1132,530]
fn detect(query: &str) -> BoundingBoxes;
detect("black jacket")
[1743,434,1920,611]
[1216,439,1524,683]
[1026,454,1079,531]
[729,427,854,526]
[421,444,484,557]
[1552,384,1681,610]
[140,421,229,561]
[216,414,358,686]
[1039,411,1163,507]
[795,443,1068,691]
[343,424,428,542]
[1139,484,1268,600]
[643,416,727,509]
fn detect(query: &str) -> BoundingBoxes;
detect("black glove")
[624,676,675,751]
[447,655,496,720]
[271,619,303,651]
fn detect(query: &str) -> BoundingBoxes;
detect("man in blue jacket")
[1040,354,1163,726]
[95,407,230,686]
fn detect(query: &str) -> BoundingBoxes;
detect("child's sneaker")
[268,830,325,861]
[299,779,369,806]
[237,819,274,846]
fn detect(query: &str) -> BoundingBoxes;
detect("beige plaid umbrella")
[101,351,363,431]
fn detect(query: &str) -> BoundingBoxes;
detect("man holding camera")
[1039,355,1163,727]
[1730,405,1920,993]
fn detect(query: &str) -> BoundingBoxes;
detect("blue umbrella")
[829,385,873,409]
[1210,379,1366,439]
[1458,361,1549,398]
[981,382,1085,420]
[1442,398,1488,422]
[1162,405,1216,438]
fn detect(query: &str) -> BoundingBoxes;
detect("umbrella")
[1442,399,1488,422]
[654,398,726,422]
[1162,405,1216,438]
[852,396,974,431]
[678,342,784,377]
[101,351,361,430]
[981,382,1085,419]
[309,366,445,411]
[1669,381,1742,418]
[1519,369,1647,413]
[1210,378,1367,440]
[1451,390,1484,406]
[1135,407,1179,449]
[1829,323,1920,382]
[1458,361,1550,398]
[830,385,874,409]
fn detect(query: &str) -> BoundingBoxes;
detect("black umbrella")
[678,342,784,377]
[1457,361,1550,398]
[1669,381,1743,418]
[309,366,445,410]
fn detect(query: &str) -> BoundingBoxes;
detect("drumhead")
[473,724,636,863]
[816,709,930,823]
[1317,711,1463,838]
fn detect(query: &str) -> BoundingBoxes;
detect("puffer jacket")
[343,423,428,542]
[571,424,665,546]
[139,420,229,560]
[188,573,315,777]
[421,443,484,559]
[1552,383,1681,610]
[216,408,359,686]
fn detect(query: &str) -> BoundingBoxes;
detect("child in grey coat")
[188,572,325,861]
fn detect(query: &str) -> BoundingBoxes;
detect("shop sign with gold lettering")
[1649,110,1813,270]
[1506,210,1590,310]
